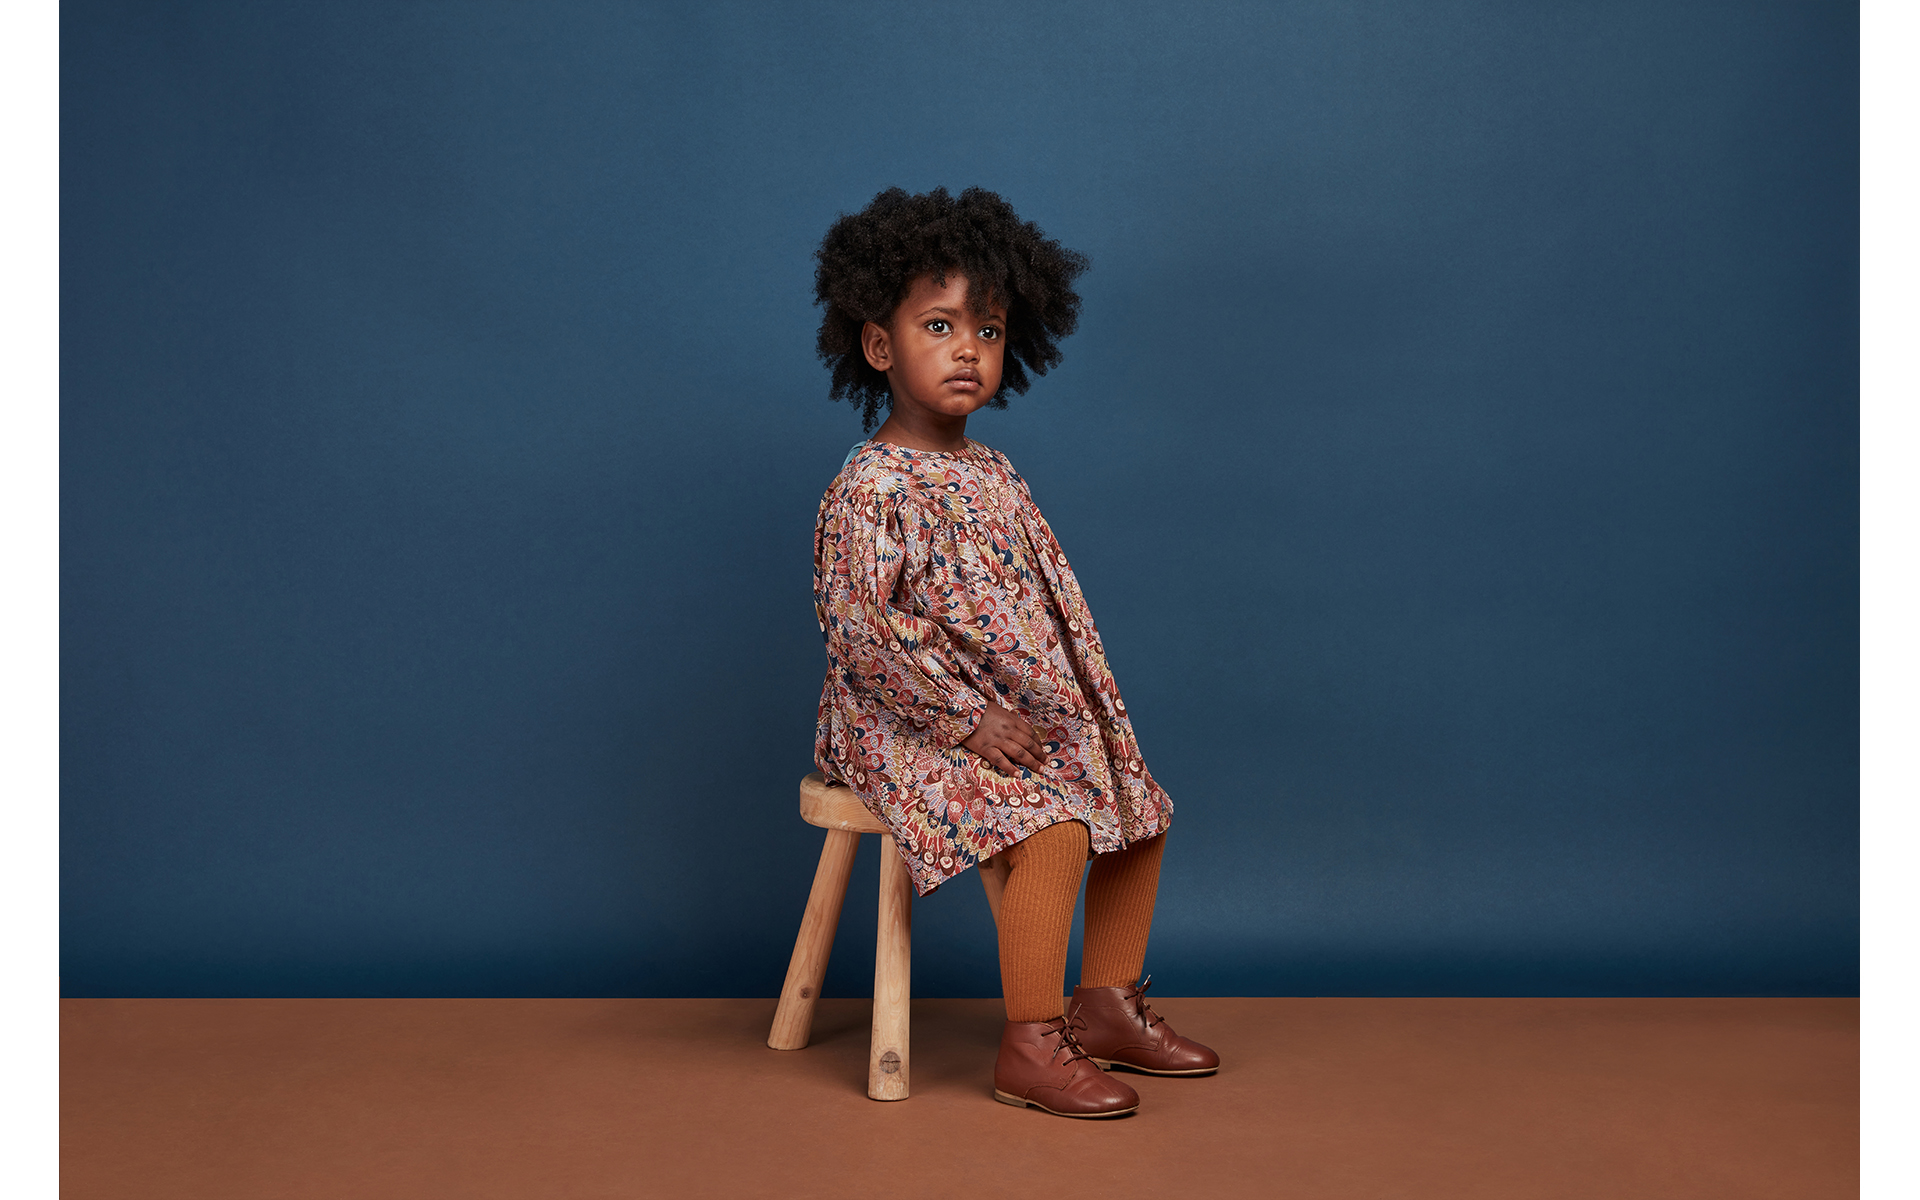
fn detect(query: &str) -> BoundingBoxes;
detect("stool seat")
[799,774,886,834]
[769,772,1009,1102]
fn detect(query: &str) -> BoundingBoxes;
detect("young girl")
[810,187,1217,1118]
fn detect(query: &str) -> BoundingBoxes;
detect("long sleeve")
[810,440,1172,898]
[815,485,990,748]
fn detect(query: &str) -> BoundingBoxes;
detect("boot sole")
[1088,1057,1219,1077]
[992,1089,1139,1118]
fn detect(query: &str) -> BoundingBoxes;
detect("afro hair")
[813,187,1090,431]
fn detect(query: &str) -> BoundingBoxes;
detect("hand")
[962,700,1049,777]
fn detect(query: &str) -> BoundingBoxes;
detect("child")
[810,187,1217,1118]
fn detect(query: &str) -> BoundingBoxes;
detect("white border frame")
[1861,1,1914,1196]
[0,1,61,1197]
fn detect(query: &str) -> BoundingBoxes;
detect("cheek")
[899,342,942,383]
[983,342,1008,385]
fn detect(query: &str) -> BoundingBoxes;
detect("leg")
[1071,832,1219,1076]
[869,836,913,1100]
[767,828,859,1051]
[989,821,1138,1116]
[997,821,1089,1022]
[1080,830,1166,988]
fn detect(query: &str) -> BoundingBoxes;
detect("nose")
[955,336,979,362]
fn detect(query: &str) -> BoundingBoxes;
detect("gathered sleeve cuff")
[815,486,991,748]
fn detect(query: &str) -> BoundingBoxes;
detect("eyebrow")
[914,305,1008,321]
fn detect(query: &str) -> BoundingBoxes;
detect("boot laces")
[1127,976,1164,1029]
[1040,1013,1094,1066]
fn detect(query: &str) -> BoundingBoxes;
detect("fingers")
[1012,717,1048,768]
[978,738,1043,777]
[993,738,1043,773]
[1005,738,1047,772]
[968,708,1053,777]
[1023,723,1049,762]
[990,744,1036,771]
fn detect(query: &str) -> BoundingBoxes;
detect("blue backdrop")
[61,1,1858,997]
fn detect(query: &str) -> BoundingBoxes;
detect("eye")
[979,325,1001,341]
[925,319,951,334]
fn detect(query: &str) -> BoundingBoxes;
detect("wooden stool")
[768,772,1010,1100]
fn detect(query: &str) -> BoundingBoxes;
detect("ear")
[861,320,892,373]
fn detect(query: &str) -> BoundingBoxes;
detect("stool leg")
[977,853,1009,928]
[768,828,860,1051]
[868,837,912,1100]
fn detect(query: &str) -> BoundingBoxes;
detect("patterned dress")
[813,437,1172,897]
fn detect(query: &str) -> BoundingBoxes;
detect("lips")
[946,368,981,388]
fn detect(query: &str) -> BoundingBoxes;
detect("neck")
[871,408,969,453]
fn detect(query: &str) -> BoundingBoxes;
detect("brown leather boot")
[1068,977,1220,1076]
[992,1015,1141,1117]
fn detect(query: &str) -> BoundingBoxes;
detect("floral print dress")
[813,438,1172,897]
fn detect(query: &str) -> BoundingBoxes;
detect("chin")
[930,397,990,416]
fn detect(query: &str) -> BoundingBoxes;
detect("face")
[861,271,1007,421]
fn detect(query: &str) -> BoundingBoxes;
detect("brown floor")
[61,997,1855,1200]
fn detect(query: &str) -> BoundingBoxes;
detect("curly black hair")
[813,187,1090,431]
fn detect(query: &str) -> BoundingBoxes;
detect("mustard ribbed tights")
[996,821,1167,1023]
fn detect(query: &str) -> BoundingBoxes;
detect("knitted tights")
[996,821,1167,1023]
